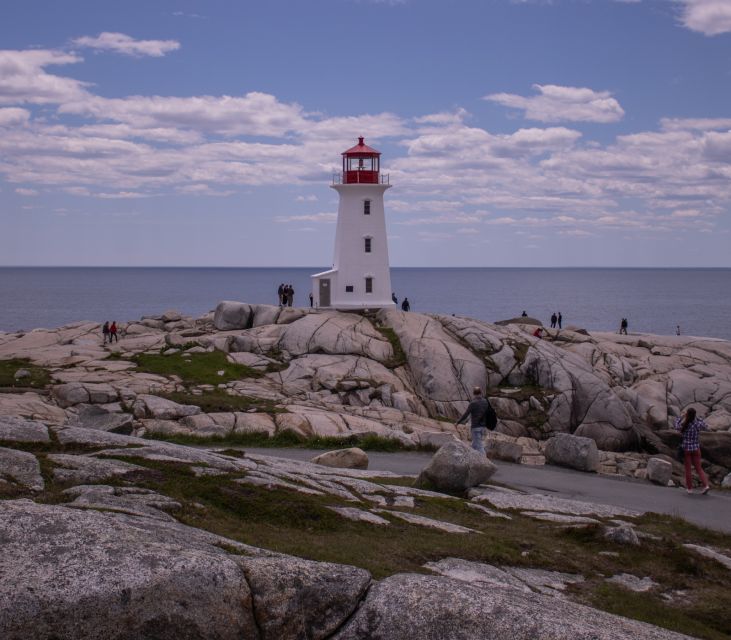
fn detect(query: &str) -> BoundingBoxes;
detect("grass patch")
[144,428,415,452]
[376,327,407,368]
[132,351,262,385]
[585,583,730,640]
[160,390,282,414]
[0,358,51,389]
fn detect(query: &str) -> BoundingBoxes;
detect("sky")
[1,0,731,267]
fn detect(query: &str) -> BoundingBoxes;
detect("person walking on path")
[455,387,493,455]
[109,321,119,343]
[102,321,110,344]
[550,312,557,329]
[401,297,410,312]
[675,407,710,494]
[277,284,284,307]
[619,318,628,335]
[558,312,562,329]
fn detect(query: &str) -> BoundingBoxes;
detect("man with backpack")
[455,387,497,455]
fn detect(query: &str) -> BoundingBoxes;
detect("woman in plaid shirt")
[674,407,710,495]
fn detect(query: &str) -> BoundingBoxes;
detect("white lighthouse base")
[311,269,396,311]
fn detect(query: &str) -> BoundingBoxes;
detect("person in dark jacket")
[102,321,110,344]
[675,407,710,494]
[401,298,410,312]
[455,387,491,455]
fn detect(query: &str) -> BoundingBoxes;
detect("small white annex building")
[311,137,396,310]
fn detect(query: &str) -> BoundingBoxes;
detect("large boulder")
[699,432,731,469]
[646,457,672,486]
[70,404,134,435]
[416,441,496,492]
[332,573,691,640]
[311,448,369,470]
[544,433,599,472]
[213,300,254,331]
[0,415,50,443]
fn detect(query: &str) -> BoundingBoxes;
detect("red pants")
[684,449,707,489]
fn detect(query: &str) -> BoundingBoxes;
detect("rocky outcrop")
[417,441,496,492]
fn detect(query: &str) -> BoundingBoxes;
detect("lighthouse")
[311,137,396,310]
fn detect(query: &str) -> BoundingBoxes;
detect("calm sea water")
[1,267,730,341]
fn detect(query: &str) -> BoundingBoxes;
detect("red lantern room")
[341,137,381,184]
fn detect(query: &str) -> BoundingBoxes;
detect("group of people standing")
[101,321,118,344]
[549,312,562,329]
[277,284,295,307]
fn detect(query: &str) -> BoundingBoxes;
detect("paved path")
[240,447,731,534]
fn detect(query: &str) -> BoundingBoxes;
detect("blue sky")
[1,0,731,267]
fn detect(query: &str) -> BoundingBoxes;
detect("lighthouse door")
[319,279,331,307]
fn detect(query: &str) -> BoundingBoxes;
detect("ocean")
[1,267,730,341]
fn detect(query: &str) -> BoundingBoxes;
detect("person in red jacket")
[109,321,119,343]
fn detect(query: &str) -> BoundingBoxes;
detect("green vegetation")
[160,389,281,414]
[376,327,407,368]
[145,429,415,452]
[5,434,731,640]
[0,358,51,389]
[132,350,263,385]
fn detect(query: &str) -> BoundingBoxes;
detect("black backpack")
[483,401,498,430]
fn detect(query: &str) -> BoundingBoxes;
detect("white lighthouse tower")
[311,137,395,310]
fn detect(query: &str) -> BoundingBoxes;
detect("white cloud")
[59,92,309,137]
[296,195,318,202]
[276,212,337,223]
[661,116,731,131]
[15,187,38,196]
[0,107,30,126]
[0,49,87,105]
[484,84,625,123]
[678,0,731,36]
[72,32,181,57]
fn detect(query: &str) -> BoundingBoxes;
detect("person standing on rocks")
[455,387,492,455]
[550,312,557,328]
[109,321,118,343]
[675,407,710,495]
[392,292,398,305]
[619,318,628,335]
[102,321,110,344]
[286,284,294,307]
[277,283,285,306]
[558,311,562,329]
[401,297,410,312]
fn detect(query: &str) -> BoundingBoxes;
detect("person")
[277,283,284,306]
[676,325,681,336]
[401,297,410,312]
[309,292,314,308]
[533,327,544,339]
[392,292,398,305]
[674,407,710,495]
[620,318,628,335]
[102,321,110,344]
[287,284,294,307]
[109,321,118,343]
[455,387,493,455]
[550,312,557,329]
[521,310,528,317]
[558,312,562,329]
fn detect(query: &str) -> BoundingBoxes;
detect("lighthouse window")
[345,285,354,293]
[365,277,373,294]
[363,200,371,215]
[364,237,372,253]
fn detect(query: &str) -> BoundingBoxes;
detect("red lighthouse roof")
[342,136,381,156]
